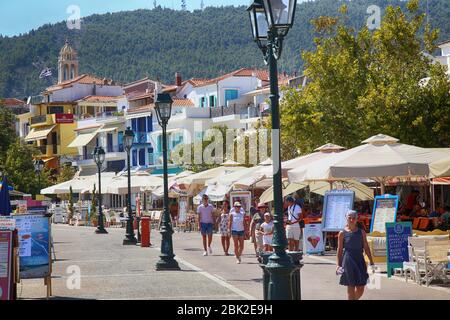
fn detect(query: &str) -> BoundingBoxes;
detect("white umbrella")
[177,166,246,189]
[288,134,449,183]
[106,173,163,194]
[260,180,374,203]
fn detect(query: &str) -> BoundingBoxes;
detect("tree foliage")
[279,0,450,155]
[0,0,448,98]
[0,104,16,163]
[4,140,52,194]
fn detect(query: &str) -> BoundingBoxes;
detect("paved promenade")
[17,225,450,300]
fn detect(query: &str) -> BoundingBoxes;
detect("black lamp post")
[123,127,137,245]
[248,0,298,300]
[93,146,108,234]
[34,159,45,195]
[154,93,180,271]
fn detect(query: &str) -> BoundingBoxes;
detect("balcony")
[37,144,59,157]
[133,132,151,144]
[31,114,54,126]
[105,145,126,161]
[210,105,261,120]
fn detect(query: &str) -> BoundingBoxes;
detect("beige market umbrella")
[429,150,450,178]
[288,134,448,185]
[260,180,374,203]
[105,173,162,194]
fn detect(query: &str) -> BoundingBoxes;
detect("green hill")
[0,0,448,98]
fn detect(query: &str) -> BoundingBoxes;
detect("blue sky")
[0,0,250,37]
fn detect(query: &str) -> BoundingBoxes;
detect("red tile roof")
[192,68,270,87]
[1,98,25,106]
[76,95,122,103]
[45,74,119,92]
[172,98,195,107]
[128,92,154,102]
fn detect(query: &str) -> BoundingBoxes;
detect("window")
[209,95,217,107]
[199,97,206,108]
[47,106,64,114]
[107,133,113,152]
[224,90,238,107]
[146,116,153,132]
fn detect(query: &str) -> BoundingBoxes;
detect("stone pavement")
[17,225,450,300]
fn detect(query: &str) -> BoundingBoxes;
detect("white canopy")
[105,173,163,194]
[259,180,374,203]
[288,134,449,183]
[40,174,116,195]
[68,132,97,148]
[177,166,246,186]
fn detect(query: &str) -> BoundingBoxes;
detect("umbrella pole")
[430,182,435,212]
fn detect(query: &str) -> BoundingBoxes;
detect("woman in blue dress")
[337,210,375,300]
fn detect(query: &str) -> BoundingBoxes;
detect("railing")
[210,105,261,119]
[133,132,151,144]
[30,115,48,125]
[106,144,125,153]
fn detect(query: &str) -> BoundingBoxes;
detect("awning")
[43,157,56,163]
[68,132,97,148]
[97,126,118,133]
[25,125,56,142]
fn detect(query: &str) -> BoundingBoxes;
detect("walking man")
[197,194,215,256]
[285,196,302,252]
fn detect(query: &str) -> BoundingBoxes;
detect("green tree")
[0,104,16,163]
[4,140,52,194]
[89,184,97,225]
[57,163,76,184]
[280,0,450,154]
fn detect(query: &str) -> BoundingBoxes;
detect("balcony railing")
[30,115,48,125]
[210,105,261,119]
[133,132,151,144]
[106,144,125,153]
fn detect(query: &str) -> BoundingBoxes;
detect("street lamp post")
[123,127,137,245]
[248,0,298,300]
[93,146,108,234]
[34,159,45,196]
[155,93,180,271]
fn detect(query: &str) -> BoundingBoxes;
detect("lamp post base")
[155,256,180,271]
[123,236,137,245]
[95,227,108,234]
[265,252,298,300]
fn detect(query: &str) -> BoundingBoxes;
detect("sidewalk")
[18,225,249,300]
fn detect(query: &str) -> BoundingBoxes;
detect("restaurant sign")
[55,113,74,124]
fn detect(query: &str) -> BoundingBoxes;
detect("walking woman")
[219,200,231,255]
[337,210,375,300]
[229,201,246,264]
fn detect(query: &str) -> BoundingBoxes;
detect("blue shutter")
[139,148,146,166]
[131,119,138,133]
[132,149,137,167]
[146,116,153,132]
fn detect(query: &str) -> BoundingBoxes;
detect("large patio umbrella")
[105,173,163,194]
[429,153,450,178]
[177,165,246,195]
[259,179,374,204]
[288,134,449,192]
[0,176,12,216]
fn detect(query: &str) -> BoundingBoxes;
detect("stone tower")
[58,39,78,84]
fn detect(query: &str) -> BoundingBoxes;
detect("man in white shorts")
[285,196,302,251]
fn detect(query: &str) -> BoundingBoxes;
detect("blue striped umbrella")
[0,176,12,216]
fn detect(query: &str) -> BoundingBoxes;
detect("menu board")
[370,195,399,233]
[322,190,355,232]
[12,214,51,279]
[386,222,412,277]
[303,223,325,254]
[178,197,188,223]
[0,231,13,300]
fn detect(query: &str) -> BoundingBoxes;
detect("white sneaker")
[208,247,212,254]
[203,251,208,256]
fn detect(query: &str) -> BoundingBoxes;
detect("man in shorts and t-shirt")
[286,196,302,252]
[197,194,215,256]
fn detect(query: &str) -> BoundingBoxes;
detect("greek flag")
[39,68,52,79]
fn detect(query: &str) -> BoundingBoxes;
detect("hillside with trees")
[0,0,448,98]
